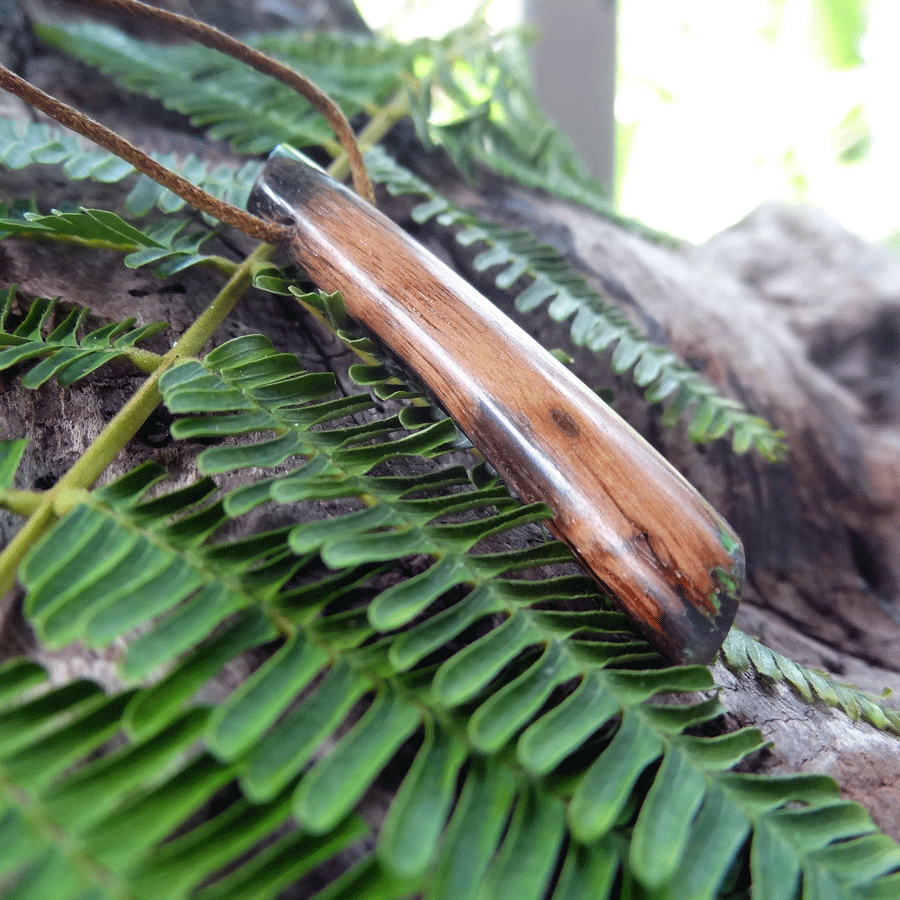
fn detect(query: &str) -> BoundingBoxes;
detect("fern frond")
[34,21,402,157]
[6,332,895,899]
[0,286,166,386]
[0,206,223,275]
[0,658,367,900]
[404,22,617,212]
[366,147,787,460]
[3,16,894,899]
[0,115,262,218]
[35,18,615,220]
[723,628,900,735]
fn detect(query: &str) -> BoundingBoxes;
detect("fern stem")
[0,489,42,516]
[123,346,165,373]
[328,90,411,184]
[0,242,275,600]
[174,254,240,277]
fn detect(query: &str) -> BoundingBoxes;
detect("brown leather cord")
[0,65,291,244]
[74,0,374,204]
[0,0,376,243]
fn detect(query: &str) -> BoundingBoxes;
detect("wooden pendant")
[248,146,743,664]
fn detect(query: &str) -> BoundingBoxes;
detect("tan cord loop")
[0,0,376,243]
[0,65,290,244]
[77,0,374,203]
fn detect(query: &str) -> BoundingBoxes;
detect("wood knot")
[549,407,580,437]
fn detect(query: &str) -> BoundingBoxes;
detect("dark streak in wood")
[550,407,580,437]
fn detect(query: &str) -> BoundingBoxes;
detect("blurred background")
[355,0,897,246]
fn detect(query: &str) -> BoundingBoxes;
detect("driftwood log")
[2,0,899,841]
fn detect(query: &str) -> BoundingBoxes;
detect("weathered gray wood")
[524,0,616,191]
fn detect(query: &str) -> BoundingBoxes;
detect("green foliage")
[0,207,218,276]
[722,629,900,734]
[35,18,608,214]
[34,21,376,156]
[0,438,28,489]
[366,146,787,460]
[810,0,867,69]
[2,333,898,899]
[0,115,262,217]
[0,286,166,387]
[0,11,896,900]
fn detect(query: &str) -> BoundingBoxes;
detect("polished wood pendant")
[248,146,743,664]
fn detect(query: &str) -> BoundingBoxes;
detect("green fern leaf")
[414,24,615,214]
[376,721,468,878]
[9,331,894,899]
[34,21,402,157]
[0,115,262,218]
[1,624,359,896]
[722,628,900,735]
[0,286,166,386]
[35,17,620,220]
[0,207,218,275]
[0,437,28,490]
[3,16,896,897]
[366,147,787,460]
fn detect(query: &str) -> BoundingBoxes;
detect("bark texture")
[2,0,899,841]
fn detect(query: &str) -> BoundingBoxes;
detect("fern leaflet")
[0,206,223,275]
[723,628,900,735]
[34,21,401,156]
[0,286,166,386]
[0,438,28,490]
[0,115,262,218]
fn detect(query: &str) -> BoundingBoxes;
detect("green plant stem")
[0,241,276,599]
[124,346,165,373]
[199,254,240,276]
[0,489,43,516]
[328,89,411,183]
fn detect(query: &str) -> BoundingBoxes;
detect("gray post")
[523,0,617,195]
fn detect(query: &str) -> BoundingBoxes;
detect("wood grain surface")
[249,146,744,663]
